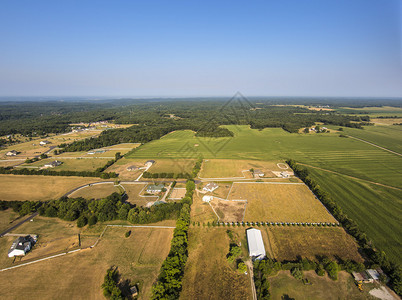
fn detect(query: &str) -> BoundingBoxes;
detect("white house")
[8,236,34,257]
[43,160,62,168]
[246,228,266,260]
[39,140,51,146]
[6,150,18,156]
[203,182,218,192]
[202,195,213,203]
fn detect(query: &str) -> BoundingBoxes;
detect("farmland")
[68,183,121,199]
[264,226,363,262]
[228,182,336,223]
[305,167,402,265]
[268,270,369,300]
[0,175,103,201]
[0,218,173,300]
[0,209,19,232]
[123,183,158,206]
[180,227,252,300]
[19,157,110,172]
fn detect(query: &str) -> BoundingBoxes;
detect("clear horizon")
[1,0,401,98]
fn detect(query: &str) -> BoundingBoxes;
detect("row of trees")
[0,166,118,179]
[102,266,126,300]
[287,159,402,295]
[151,180,195,299]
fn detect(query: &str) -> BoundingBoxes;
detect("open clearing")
[268,270,370,300]
[0,175,104,201]
[19,157,110,172]
[147,159,196,174]
[180,227,252,300]
[0,209,19,232]
[199,159,285,178]
[209,198,246,222]
[169,188,187,200]
[0,220,173,300]
[228,182,336,223]
[123,183,157,206]
[69,183,121,199]
[263,226,363,262]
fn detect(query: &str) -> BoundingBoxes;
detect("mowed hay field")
[0,226,173,300]
[199,159,286,178]
[228,183,336,223]
[69,183,121,199]
[0,175,104,201]
[180,227,252,300]
[306,167,402,265]
[263,227,363,262]
[147,159,196,174]
[268,270,368,300]
[0,209,19,232]
[209,199,246,222]
[19,157,110,172]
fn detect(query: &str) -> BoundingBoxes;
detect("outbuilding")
[6,150,18,156]
[246,228,266,260]
[202,195,213,203]
[39,140,51,146]
[146,183,164,193]
[43,160,62,168]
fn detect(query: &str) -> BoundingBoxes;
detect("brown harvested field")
[105,158,145,180]
[263,227,363,262]
[0,225,173,300]
[209,199,246,222]
[199,159,288,178]
[122,183,157,206]
[0,175,105,201]
[180,227,252,300]
[69,183,121,199]
[269,270,369,300]
[0,209,19,232]
[228,182,336,223]
[19,157,110,172]
[371,118,402,125]
[169,188,187,200]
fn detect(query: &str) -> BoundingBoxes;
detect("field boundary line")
[298,163,402,191]
[347,135,402,157]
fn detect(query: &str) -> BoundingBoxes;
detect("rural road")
[246,260,257,300]
[0,212,39,237]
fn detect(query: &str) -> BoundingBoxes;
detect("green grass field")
[19,157,110,172]
[305,167,402,265]
[335,106,402,117]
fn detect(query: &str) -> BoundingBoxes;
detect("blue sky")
[0,0,401,97]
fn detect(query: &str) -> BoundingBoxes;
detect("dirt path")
[246,260,257,300]
[298,163,402,191]
[347,135,402,157]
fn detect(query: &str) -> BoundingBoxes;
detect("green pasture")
[306,167,402,265]
[335,106,402,117]
[128,125,402,188]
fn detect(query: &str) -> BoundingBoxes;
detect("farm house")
[8,235,35,257]
[203,182,218,192]
[146,183,164,193]
[246,228,266,260]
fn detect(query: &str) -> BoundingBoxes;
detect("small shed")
[145,160,155,167]
[203,182,218,192]
[280,171,291,178]
[6,150,18,156]
[367,269,380,281]
[39,140,51,146]
[130,286,138,297]
[246,228,266,260]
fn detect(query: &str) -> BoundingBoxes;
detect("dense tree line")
[0,166,117,179]
[151,180,195,299]
[101,266,126,300]
[287,159,402,296]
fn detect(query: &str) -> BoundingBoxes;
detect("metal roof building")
[246,228,266,260]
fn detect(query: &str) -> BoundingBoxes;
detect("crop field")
[19,157,110,172]
[305,167,402,265]
[180,227,252,300]
[263,226,363,262]
[371,118,402,125]
[268,270,369,300]
[199,159,287,178]
[0,225,173,300]
[147,159,196,174]
[69,183,121,199]
[335,106,402,117]
[0,175,103,201]
[227,182,336,223]
[209,199,246,222]
[122,183,157,206]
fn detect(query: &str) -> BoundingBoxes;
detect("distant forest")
[0,97,398,151]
